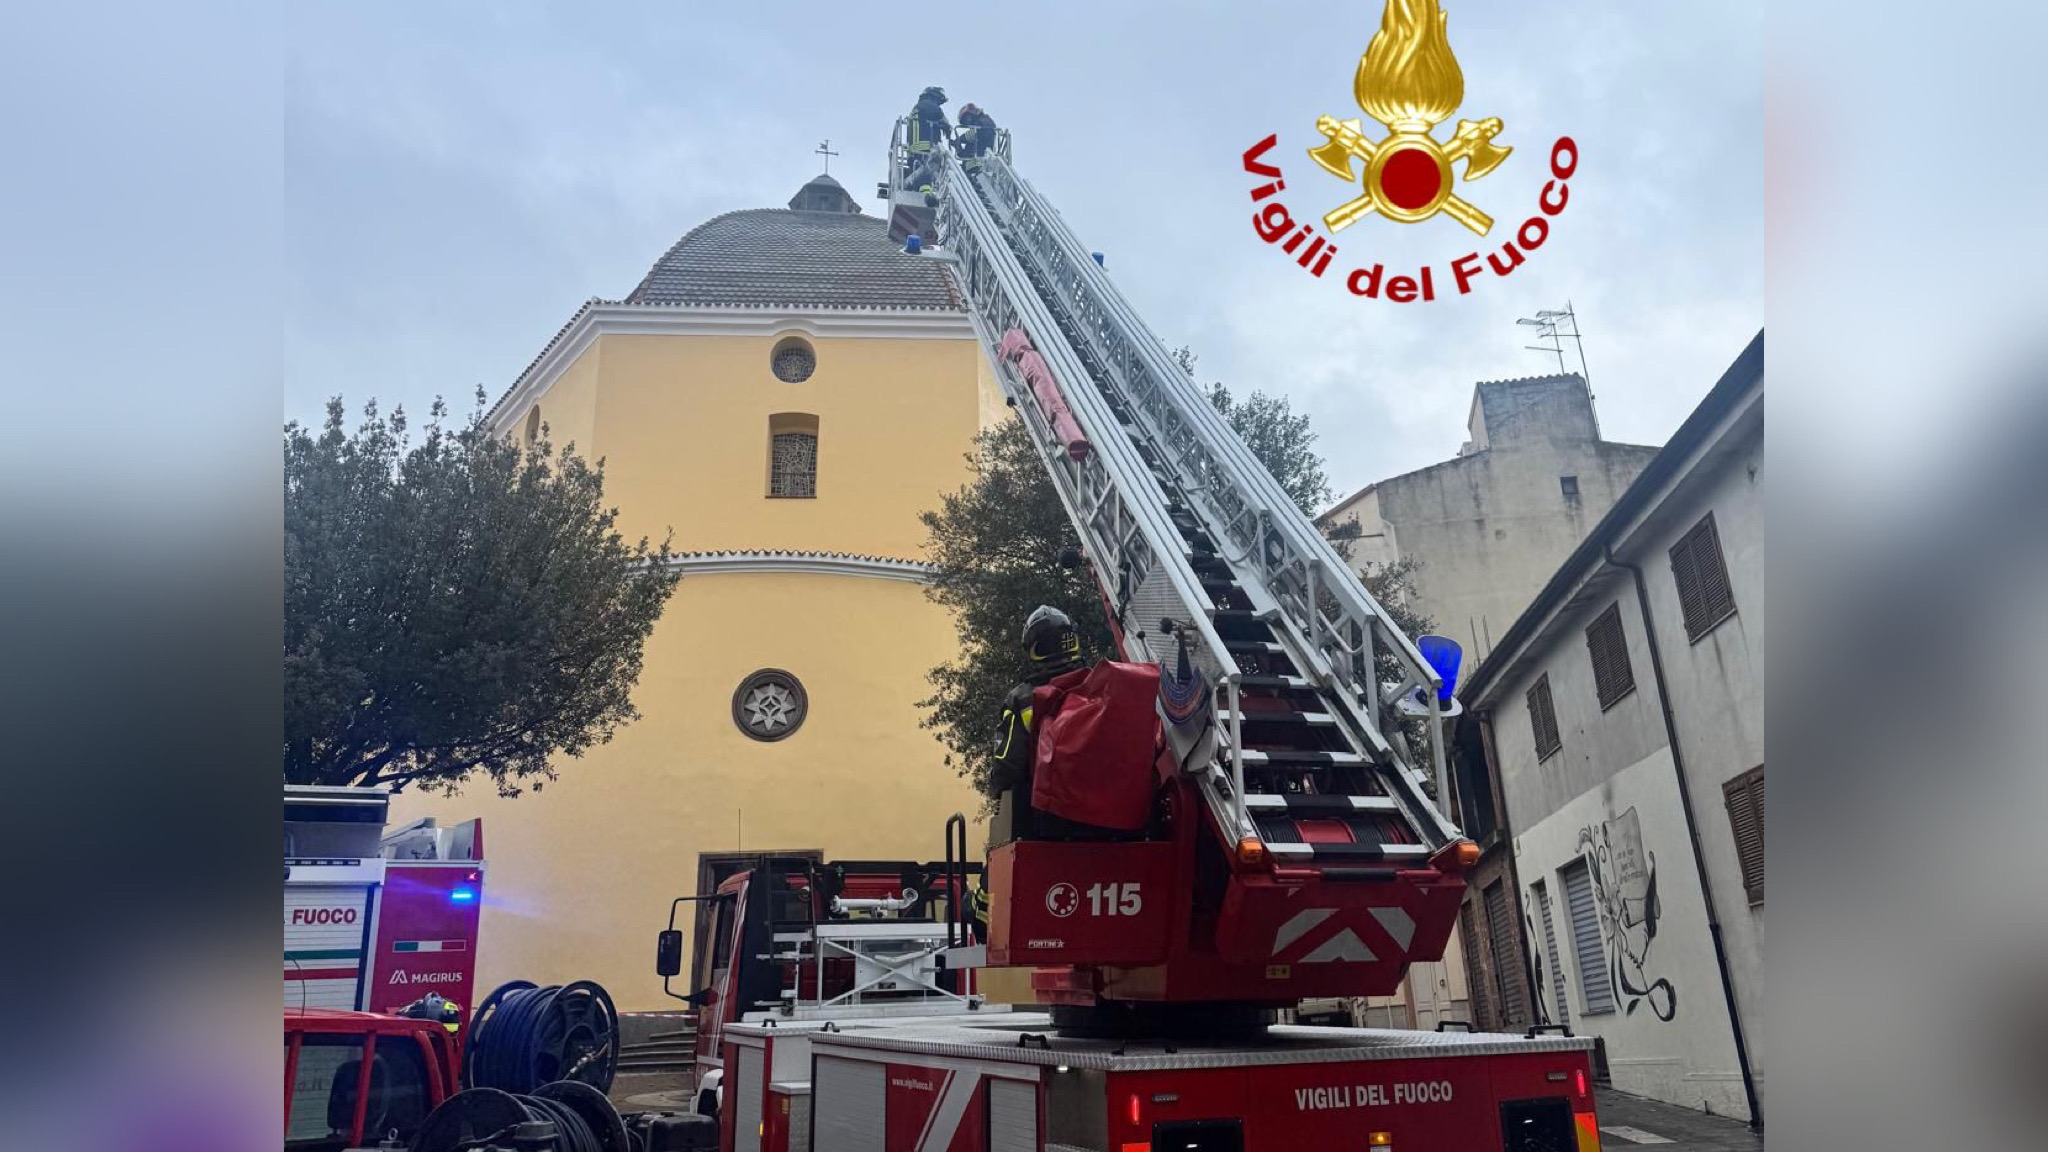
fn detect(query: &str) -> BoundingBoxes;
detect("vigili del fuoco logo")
[1241,0,1577,303]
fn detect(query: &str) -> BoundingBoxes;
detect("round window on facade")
[732,668,808,741]
[770,337,817,383]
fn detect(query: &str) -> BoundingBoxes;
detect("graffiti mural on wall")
[1579,806,1678,1021]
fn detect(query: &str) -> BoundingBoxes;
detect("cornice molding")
[490,302,975,434]
[660,550,936,585]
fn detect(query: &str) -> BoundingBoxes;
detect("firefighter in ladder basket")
[954,102,997,171]
[905,85,951,203]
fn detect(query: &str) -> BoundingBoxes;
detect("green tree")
[284,394,680,795]
[920,354,1429,802]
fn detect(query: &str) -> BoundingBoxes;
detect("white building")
[1321,374,1661,666]
[1459,332,1764,1123]
[1318,373,1660,1031]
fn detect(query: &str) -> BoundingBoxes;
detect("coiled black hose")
[464,980,620,1095]
[410,1082,631,1152]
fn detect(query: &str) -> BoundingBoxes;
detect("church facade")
[394,175,1004,1009]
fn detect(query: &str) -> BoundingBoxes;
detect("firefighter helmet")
[1022,605,1082,668]
[959,103,980,118]
[922,86,947,103]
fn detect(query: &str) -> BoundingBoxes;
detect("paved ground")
[609,1069,696,1115]
[1594,1088,1762,1150]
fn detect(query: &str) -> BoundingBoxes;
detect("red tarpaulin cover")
[1031,661,1161,831]
[999,328,1092,461]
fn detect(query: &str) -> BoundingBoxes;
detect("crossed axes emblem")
[1309,114,1511,236]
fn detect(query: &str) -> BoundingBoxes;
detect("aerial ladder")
[882,122,1479,1034]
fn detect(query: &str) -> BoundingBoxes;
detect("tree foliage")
[920,353,1428,802]
[284,394,680,795]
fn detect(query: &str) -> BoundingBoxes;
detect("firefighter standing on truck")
[988,605,1084,802]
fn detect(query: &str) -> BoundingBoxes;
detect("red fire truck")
[285,785,488,1151]
[284,786,486,1037]
[651,112,1604,1152]
[678,844,1597,1152]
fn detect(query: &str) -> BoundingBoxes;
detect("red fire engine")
[649,113,1604,1152]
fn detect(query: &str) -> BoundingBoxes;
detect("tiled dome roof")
[623,201,959,311]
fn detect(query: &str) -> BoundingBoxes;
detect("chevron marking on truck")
[1272,908,1337,955]
[1371,907,1417,950]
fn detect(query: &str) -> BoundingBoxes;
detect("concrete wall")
[1510,748,1750,1118]
[1322,377,1658,665]
[1619,418,1765,1108]
[1477,387,1764,1120]
[392,324,1002,1009]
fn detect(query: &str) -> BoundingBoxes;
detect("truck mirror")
[656,929,683,977]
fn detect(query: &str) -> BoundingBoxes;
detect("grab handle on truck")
[1525,1023,1575,1038]
[1435,1021,1474,1032]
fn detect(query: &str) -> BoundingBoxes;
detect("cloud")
[284,0,1763,497]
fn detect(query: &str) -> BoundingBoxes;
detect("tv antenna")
[1515,302,1596,424]
[1515,302,1590,383]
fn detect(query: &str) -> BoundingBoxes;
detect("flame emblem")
[1308,0,1511,235]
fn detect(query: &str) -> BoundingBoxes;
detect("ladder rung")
[1234,674,1309,690]
[1236,711,1337,727]
[1242,793,1397,812]
[1241,749,1365,767]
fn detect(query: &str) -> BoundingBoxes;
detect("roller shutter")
[812,1056,884,1152]
[1532,879,1572,1027]
[734,1046,764,1152]
[988,1078,1038,1152]
[284,883,374,1011]
[1561,858,1616,1014]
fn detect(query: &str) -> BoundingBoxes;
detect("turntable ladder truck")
[698,119,1601,1152]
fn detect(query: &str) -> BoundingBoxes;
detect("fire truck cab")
[284,1010,460,1152]
[658,848,996,1122]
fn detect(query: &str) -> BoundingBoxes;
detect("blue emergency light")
[450,886,477,904]
[1417,635,1463,704]
[905,233,923,255]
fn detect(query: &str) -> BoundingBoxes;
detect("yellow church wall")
[392,567,987,1010]
[520,337,603,459]
[384,301,1023,1011]
[591,332,989,557]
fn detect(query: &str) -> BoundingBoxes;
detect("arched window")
[767,413,819,498]
[524,406,541,446]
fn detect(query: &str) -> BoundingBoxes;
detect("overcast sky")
[284,0,1763,506]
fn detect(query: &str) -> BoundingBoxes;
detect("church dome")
[624,176,959,311]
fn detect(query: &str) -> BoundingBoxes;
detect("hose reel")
[463,981,620,1096]
[408,1081,630,1152]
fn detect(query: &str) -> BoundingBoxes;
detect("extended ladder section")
[894,130,1462,867]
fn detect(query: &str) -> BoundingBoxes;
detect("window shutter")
[1584,602,1636,710]
[1724,765,1765,904]
[1460,902,1493,1028]
[1560,858,1615,1014]
[1527,674,1562,761]
[1671,513,1738,639]
[1483,880,1527,1025]
[1532,880,1572,1028]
